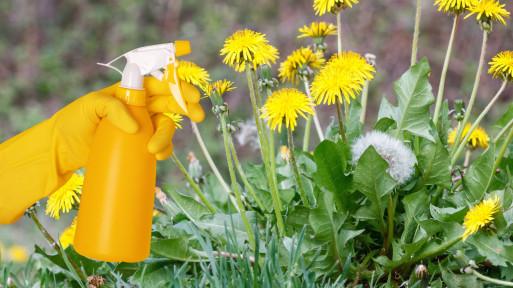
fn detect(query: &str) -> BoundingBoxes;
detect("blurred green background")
[1,0,512,260]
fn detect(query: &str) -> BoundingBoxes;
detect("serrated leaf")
[394,58,435,141]
[130,259,173,288]
[377,97,399,122]
[309,192,347,242]
[416,137,452,189]
[440,264,482,288]
[402,189,429,244]
[462,145,496,203]
[439,100,451,144]
[494,103,513,129]
[162,184,212,221]
[415,222,463,257]
[353,146,397,220]
[467,233,513,267]
[430,205,467,223]
[374,117,395,132]
[347,97,363,143]
[150,236,201,262]
[313,140,352,210]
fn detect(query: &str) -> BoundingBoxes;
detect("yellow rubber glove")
[0,78,204,224]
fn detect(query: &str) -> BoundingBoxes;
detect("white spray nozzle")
[98,42,190,113]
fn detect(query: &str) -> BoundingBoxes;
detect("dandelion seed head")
[351,131,416,184]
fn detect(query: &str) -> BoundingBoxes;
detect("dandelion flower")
[434,0,477,14]
[177,61,211,89]
[163,113,183,129]
[462,195,500,241]
[489,51,513,80]
[280,145,290,162]
[311,51,375,105]
[447,124,490,149]
[279,47,325,84]
[6,245,29,263]
[204,79,236,98]
[46,173,83,220]
[465,0,510,25]
[313,0,359,16]
[260,88,316,133]
[220,29,279,72]
[59,217,77,248]
[352,131,416,184]
[298,22,337,39]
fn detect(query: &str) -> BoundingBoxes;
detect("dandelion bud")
[453,99,466,122]
[365,53,377,68]
[155,187,168,204]
[187,152,203,183]
[259,64,273,81]
[415,265,428,279]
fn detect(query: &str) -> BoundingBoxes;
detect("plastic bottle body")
[74,88,156,263]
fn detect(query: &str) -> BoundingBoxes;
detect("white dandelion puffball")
[351,131,417,185]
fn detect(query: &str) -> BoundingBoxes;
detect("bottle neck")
[115,86,147,106]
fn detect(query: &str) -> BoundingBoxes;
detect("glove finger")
[182,81,201,104]
[148,113,176,155]
[156,143,174,161]
[187,103,205,123]
[96,94,139,134]
[146,95,186,115]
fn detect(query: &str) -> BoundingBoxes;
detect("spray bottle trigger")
[167,62,188,114]
[150,70,164,81]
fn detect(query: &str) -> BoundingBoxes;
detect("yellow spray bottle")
[74,41,191,262]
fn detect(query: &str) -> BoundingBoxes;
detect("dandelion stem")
[190,121,233,198]
[336,99,347,142]
[433,14,459,128]
[265,88,284,215]
[464,149,472,167]
[337,12,342,53]
[305,79,324,142]
[360,80,370,126]
[451,80,507,166]
[171,153,217,213]
[493,121,513,173]
[27,210,85,281]
[382,193,398,257]
[228,140,266,212]
[411,0,422,66]
[494,117,513,143]
[288,128,310,207]
[220,116,256,250]
[303,115,313,152]
[450,30,488,159]
[472,269,513,287]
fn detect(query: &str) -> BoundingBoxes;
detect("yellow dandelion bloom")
[279,47,325,84]
[311,51,375,105]
[46,173,83,220]
[298,22,337,39]
[313,0,359,16]
[260,88,316,133]
[434,0,477,14]
[7,245,29,262]
[204,80,236,98]
[489,51,513,80]
[164,113,183,129]
[462,195,500,241]
[177,60,211,88]
[465,0,510,25]
[220,29,279,72]
[447,124,490,149]
[59,217,77,249]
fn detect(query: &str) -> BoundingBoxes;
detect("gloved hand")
[0,78,204,224]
